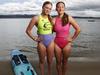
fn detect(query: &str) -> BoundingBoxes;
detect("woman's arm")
[69,15,81,41]
[26,16,38,41]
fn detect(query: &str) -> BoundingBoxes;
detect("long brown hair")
[42,1,53,25]
[56,1,69,26]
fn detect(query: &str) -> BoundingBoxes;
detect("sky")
[0,0,100,17]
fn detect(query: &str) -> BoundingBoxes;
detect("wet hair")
[42,1,53,25]
[56,1,69,26]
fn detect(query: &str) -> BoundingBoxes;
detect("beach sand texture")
[0,50,100,75]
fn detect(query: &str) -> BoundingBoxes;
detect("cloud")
[0,0,41,14]
[0,0,100,17]
[67,0,100,10]
[65,0,100,17]
[67,10,100,17]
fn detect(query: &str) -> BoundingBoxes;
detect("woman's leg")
[37,42,46,75]
[54,43,62,75]
[47,41,54,75]
[62,43,72,75]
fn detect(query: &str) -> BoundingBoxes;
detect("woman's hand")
[33,36,41,42]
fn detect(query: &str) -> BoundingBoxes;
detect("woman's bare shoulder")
[68,15,76,23]
[31,15,38,21]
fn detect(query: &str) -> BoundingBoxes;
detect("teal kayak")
[11,49,37,75]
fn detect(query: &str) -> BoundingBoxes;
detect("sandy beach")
[0,50,100,75]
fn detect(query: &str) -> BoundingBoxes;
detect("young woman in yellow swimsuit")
[26,1,54,75]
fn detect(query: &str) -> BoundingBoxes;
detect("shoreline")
[0,49,100,62]
[0,15,100,19]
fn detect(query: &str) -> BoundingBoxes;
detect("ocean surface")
[0,18,100,58]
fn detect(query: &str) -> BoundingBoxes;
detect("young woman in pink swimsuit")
[53,1,81,75]
[26,1,54,75]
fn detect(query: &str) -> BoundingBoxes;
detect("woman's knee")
[62,58,68,65]
[39,58,45,64]
[47,53,54,64]
[56,58,62,65]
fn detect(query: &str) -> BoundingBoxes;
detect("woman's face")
[42,4,52,15]
[56,3,65,15]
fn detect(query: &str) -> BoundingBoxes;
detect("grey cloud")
[67,3,100,11]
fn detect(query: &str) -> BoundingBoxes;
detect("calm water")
[0,18,100,57]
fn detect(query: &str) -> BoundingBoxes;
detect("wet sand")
[0,57,100,75]
[0,49,100,75]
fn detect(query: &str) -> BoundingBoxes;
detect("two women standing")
[26,1,80,75]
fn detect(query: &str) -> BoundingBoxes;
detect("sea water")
[0,18,100,57]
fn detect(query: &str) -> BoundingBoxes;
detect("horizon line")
[0,14,100,19]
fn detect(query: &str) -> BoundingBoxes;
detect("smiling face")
[42,3,52,15]
[56,2,65,15]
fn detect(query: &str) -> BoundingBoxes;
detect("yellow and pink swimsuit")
[54,17,71,49]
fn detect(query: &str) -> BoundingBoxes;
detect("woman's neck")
[41,13,48,18]
[58,14,64,18]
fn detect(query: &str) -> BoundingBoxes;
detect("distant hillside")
[0,14,34,18]
[0,14,100,19]
[73,16,100,19]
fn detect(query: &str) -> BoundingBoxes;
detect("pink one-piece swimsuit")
[54,17,71,49]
